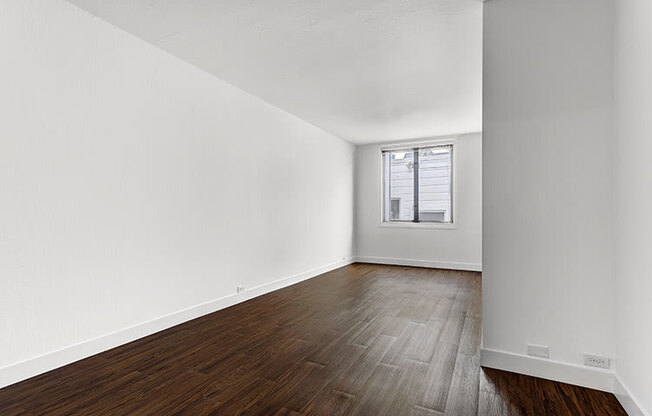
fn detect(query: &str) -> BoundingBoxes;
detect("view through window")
[382,144,453,223]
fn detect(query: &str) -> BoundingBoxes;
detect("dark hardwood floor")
[479,368,626,416]
[0,264,625,415]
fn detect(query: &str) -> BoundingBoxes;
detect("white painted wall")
[614,0,652,413]
[482,0,617,386]
[355,133,482,271]
[67,0,483,144]
[0,0,353,385]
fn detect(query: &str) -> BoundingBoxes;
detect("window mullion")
[413,149,419,222]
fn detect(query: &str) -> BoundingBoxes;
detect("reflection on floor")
[0,264,625,415]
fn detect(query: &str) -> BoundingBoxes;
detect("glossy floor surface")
[0,264,626,415]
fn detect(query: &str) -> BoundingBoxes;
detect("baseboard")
[354,255,482,272]
[480,348,614,393]
[614,374,648,416]
[0,257,354,390]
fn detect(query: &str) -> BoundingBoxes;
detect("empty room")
[1,0,650,415]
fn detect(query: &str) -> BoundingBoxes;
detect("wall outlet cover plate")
[584,354,610,369]
[527,344,550,359]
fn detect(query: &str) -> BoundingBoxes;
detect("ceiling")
[67,0,483,144]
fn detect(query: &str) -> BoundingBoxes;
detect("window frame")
[378,137,457,230]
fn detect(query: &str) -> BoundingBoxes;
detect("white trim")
[355,256,482,272]
[378,221,457,230]
[614,374,649,416]
[379,134,460,151]
[0,257,354,389]
[480,348,614,393]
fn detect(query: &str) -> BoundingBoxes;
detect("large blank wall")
[0,0,353,377]
[483,0,616,368]
[615,0,652,413]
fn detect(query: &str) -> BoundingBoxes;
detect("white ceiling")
[67,0,482,144]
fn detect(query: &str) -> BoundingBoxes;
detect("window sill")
[378,221,457,230]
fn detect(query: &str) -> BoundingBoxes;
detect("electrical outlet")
[527,344,550,359]
[584,354,610,369]
[237,285,245,294]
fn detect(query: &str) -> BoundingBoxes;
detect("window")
[382,144,453,223]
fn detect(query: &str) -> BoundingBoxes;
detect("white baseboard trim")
[0,257,354,390]
[354,256,482,272]
[480,348,614,393]
[614,374,648,416]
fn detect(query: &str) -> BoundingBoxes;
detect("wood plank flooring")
[479,368,626,416]
[0,264,626,415]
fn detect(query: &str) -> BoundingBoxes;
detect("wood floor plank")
[350,362,400,416]
[418,341,461,413]
[444,352,480,415]
[381,321,426,366]
[301,388,356,416]
[332,334,395,395]
[378,359,430,416]
[404,319,444,363]
[0,264,625,416]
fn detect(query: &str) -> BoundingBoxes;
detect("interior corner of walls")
[480,348,614,393]
[354,135,483,271]
[2,0,357,391]
[614,375,649,416]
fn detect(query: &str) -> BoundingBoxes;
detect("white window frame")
[378,136,458,230]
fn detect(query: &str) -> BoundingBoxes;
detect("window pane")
[390,198,401,220]
[384,150,414,221]
[418,146,452,222]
